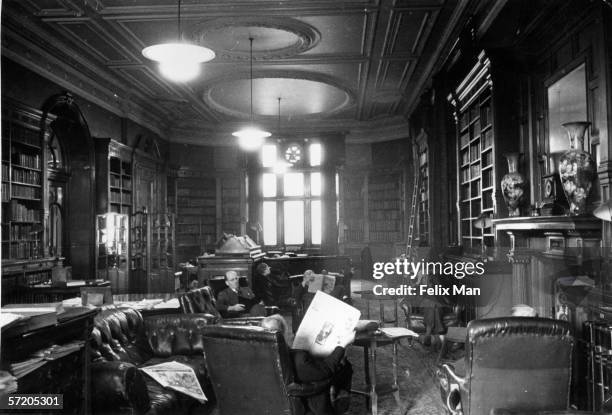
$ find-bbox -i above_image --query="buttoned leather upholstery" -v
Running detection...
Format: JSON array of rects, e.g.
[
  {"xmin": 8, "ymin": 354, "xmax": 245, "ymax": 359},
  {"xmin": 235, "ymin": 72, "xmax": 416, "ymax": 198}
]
[
  {"xmin": 90, "ymin": 306, "xmax": 216, "ymax": 415},
  {"xmin": 437, "ymin": 317, "xmax": 573, "ymax": 415}
]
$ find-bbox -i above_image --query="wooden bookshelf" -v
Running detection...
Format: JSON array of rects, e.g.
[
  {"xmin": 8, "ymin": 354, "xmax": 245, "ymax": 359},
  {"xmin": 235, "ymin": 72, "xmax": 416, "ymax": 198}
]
[
  {"xmin": 368, "ymin": 171, "xmax": 403, "ymax": 243},
  {"xmin": 221, "ymin": 176, "xmax": 241, "ymax": 235},
  {"xmin": 449, "ymin": 50, "xmax": 518, "ymax": 255},
  {"xmin": 175, "ymin": 171, "xmax": 216, "ymax": 259},
  {"xmin": 342, "ymin": 173, "xmax": 366, "ymax": 243},
  {"xmin": 1, "ymin": 101, "xmax": 49, "ymax": 262},
  {"xmin": 109, "ymin": 156, "xmax": 132, "ymax": 215}
]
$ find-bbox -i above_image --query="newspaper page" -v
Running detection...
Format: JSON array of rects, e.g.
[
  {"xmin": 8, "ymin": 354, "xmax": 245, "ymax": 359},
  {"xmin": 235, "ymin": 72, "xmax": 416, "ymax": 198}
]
[
  {"xmin": 306, "ymin": 274, "xmax": 336, "ymax": 293},
  {"xmin": 292, "ymin": 291, "xmax": 360, "ymax": 357},
  {"xmin": 141, "ymin": 361, "xmax": 207, "ymax": 403}
]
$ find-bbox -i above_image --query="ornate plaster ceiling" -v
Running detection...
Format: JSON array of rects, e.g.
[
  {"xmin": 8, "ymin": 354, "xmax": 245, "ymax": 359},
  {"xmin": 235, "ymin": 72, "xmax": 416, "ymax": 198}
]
[{"xmin": 1, "ymin": 0, "xmax": 470, "ymax": 145}]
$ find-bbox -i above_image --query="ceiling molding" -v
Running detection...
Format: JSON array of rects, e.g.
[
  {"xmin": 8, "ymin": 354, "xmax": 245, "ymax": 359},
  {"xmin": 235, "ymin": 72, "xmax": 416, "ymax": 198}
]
[
  {"xmin": 200, "ymin": 69, "xmax": 357, "ymax": 119},
  {"xmin": 188, "ymin": 17, "xmax": 321, "ymax": 61}
]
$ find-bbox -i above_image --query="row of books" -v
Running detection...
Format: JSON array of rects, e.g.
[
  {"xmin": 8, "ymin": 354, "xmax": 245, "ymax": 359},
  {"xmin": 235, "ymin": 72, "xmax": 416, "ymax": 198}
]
[
  {"xmin": 369, "ymin": 231, "xmax": 402, "ymax": 242},
  {"xmin": 7, "ymin": 223, "xmax": 41, "ymax": 240},
  {"xmin": 4, "ymin": 241, "xmax": 41, "ymax": 259},
  {"xmin": 368, "ymin": 200, "xmax": 401, "ymax": 210},
  {"xmin": 10, "ymin": 126, "xmax": 41, "ymax": 148},
  {"xmin": 369, "ymin": 221, "xmax": 401, "ymax": 232},
  {"xmin": 177, "ymin": 188, "xmax": 216, "ymax": 198},
  {"xmin": 178, "ymin": 197, "xmax": 216, "ymax": 207},
  {"xmin": 9, "ymin": 340, "xmax": 84, "ymax": 378},
  {"xmin": 110, "ymin": 175, "xmax": 131, "ymax": 188},
  {"xmin": 11, "ymin": 152, "xmax": 41, "ymax": 169},
  {"xmin": 4, "ymin": 166, "xmax": 41, "ymax": 184},
  {"xmin": 369, "ymin": 209, "xmax": 401, "ymax": 220},
  {"xmin": 11, "ymin": 184, "xmax": 41, "ymax": 199},
  {"xmin": 7, "ymin": 201, "xmax": 41, "ymax": 222}
]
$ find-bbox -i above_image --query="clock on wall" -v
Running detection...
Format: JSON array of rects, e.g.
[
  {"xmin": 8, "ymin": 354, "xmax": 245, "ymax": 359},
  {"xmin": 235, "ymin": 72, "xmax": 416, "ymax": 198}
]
[{"xmin": 284, "ymin": 143, "xmax": 302, "ymax": 164}]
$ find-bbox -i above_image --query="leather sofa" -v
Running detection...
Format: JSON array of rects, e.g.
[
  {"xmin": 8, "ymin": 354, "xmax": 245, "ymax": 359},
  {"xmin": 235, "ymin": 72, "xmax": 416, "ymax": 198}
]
[
  {"xmin": 437, "ymin": 317, "xmax": 573, "ymax": 415},
  {"xmin": 90, "ymin": 306, "xmax": 217, "ymax": 415}
]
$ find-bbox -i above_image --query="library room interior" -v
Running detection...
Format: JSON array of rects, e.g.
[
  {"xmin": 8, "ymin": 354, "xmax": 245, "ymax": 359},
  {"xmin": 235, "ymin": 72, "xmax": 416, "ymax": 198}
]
[{"xmin": 1, "ymin": 0, "xmax": 612, "ymax": 414}]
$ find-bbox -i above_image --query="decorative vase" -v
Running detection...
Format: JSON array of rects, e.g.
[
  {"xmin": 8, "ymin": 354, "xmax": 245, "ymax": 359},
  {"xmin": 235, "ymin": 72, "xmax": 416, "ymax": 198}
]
[
  {"xmin": 501, "ymin": 152, "xmax": 527, "ymax": 217},
  {"xmin": 558, "ymin": 121, "xmax": 595, "ymax": 215}
]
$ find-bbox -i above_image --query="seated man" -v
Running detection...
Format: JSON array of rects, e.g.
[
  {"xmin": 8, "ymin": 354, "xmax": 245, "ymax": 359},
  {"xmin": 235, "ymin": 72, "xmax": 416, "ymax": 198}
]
[
  {"xmin": 216, "ymin": 270, "xmax": 265, "ymax": 318},
  {"xmin": 261, "ymin": 314, "xmax": 354, "ymax": 415}
]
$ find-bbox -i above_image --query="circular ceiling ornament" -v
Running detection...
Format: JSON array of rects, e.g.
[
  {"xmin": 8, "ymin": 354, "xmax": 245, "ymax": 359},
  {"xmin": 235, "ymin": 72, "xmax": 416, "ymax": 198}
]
[
  {"xmin": 202, "ymin": 71, "xmax": 355, "ymax": 119},
  {"xmin": 188, "ymin": 17, "xmax": 320, "ymax": 60}
]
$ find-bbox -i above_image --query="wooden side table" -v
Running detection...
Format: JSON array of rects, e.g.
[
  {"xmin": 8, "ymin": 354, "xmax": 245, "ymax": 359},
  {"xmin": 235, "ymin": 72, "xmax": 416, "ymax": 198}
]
[
  {"xmin": 351, "ymin": 330, "xmax": 412, "ymax": 415},
  {"xmin": 353, "ymin": 290, "xmax": 400, "ymax": 327}
]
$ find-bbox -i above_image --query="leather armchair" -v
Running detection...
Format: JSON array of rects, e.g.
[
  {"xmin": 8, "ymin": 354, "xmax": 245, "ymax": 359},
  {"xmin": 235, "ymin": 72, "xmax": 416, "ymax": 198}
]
[
  {"xmin": 90, "ymin": 306, "xmax": 217, "ymax": 415},
  {"xmin": 437, "ymin": 317, "xmax": 573, "ymax": 415},
  {"xmin": 200, "ymin": 324, "xmax": 332, "ymax": 415}
]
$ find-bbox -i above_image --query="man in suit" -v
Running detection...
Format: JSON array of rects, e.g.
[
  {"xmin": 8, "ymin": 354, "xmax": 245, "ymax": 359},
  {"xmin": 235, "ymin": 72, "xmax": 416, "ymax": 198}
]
[{"xmin": 216, "ymin": 270, "xmax": 265, "ymax": 318}]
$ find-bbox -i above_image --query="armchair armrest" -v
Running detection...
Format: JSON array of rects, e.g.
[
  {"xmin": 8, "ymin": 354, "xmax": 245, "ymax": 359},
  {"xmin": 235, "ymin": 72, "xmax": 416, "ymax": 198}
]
[
  {"xmin": 286, "ymin": 378, "xmax": 331, "ymax": 397},
  {"xmin": 436, "ymin": 363, "xmax": 466, "ymax": 415},
  {"xmin": 220, "ymin": 316, "xmax": 265, "ymax": 326},
  {"xmin": 91, "ymin": 361, "xmax": 150, "ymax": 415}
]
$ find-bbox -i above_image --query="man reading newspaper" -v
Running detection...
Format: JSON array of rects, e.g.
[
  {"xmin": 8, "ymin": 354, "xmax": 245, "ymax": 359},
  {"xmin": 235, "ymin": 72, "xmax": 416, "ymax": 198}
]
[{"xmin": 283, "ymin": 291, "xmax": 360, "ymax": 414}]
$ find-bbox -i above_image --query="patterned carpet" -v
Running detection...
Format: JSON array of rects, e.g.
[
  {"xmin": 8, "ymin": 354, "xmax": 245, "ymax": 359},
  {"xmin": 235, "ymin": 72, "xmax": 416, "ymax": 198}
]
[{"xmin": 345, "ymin": 290, "xmax": 447, "ymax": 415}]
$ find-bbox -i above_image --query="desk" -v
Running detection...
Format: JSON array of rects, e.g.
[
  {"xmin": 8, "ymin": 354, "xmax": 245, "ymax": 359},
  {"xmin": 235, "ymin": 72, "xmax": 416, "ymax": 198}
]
[
  {"xmin": 1, "ymin": 307, "xmax": 96, "ymax": 414},
  {"xmin": 353, "ymin": 290, "xmax": 400, "ymax": 327},
  {"xmin": 351, "ymin": 330, "xmax": 412, "ymax": 415}
]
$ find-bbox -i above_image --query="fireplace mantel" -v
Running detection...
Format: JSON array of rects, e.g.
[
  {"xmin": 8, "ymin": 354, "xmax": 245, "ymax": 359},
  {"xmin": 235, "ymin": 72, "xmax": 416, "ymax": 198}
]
[
  {"xmin": 493, "ymin": 215, "xmax": 601, "ymax": 234},
  {"xmin": 491, "ymin": 215, "xmax": 602, "ymax": 319}
]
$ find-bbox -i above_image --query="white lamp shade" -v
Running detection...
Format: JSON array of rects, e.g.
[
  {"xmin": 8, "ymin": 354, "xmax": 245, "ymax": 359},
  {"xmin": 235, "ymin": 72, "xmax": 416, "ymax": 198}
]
[
  {"xmin": 233, "ymin": 127, "xmax": 271, "ymax": 151},
  {"xmin": 594, "ymin": 200, "xmax": 612, "ymax": 222},
  {"xmin": 142, "ymin": 42, "xmax": 215, "ymax": 63},
  {"xmin": 158, "ymin": 61, "xmax": 200, "ymax": 82},
  {"xmin": 142, "ymin": 42, "xmax": 215, "ymax": 82}
]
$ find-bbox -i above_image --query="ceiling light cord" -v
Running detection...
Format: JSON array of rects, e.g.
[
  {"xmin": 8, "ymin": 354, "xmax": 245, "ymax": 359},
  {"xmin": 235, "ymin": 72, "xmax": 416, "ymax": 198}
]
[
  {"xmin": 249, "ymin": 37, "xmax": 254, "ymax": 122},
  {"xmin": 277, "ymin": 97, "xmax": 281, "ymax": 135},
  {"xmin": 177, "ymin": 0, "xmax": 181, "ymax": 41}
]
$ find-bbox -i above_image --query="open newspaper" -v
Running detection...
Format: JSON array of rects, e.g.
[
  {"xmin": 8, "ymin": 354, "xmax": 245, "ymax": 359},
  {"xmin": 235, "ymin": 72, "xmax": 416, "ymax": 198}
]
[
  {"xmin": 292, "ymin": 291, "xmax": 360, "ymax": 357},
  {"xmin": 141, "ymin": 361, "xmax": 207, "ymax": 403}
]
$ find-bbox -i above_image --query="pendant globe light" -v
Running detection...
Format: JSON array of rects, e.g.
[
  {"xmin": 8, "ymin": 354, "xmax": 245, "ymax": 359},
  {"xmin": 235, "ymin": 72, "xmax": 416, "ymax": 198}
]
[
  {"xmin": 233, "ymin": 37, "xmax": 271, "ymax": 151},
  {"xmin": 142, "ymin": 0, "xmax": 215, "ymax": 82}
]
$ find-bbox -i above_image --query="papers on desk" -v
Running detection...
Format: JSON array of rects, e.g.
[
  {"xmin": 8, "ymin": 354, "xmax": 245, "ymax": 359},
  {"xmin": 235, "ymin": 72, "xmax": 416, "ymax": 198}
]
[
  {"xmin": 141, "ymin": 361, "xmax": 207, "ymax": 403},
  {"xmin": 9, "ymin": 340, "xmax": 84, "ymax": 378},
  {"xmin": 293, "ymin": 291, "xmax": 361, "ymax": 358},
  {"xmin": 379, "ymin": 327, "xmax": 419, "ymax": 339}
]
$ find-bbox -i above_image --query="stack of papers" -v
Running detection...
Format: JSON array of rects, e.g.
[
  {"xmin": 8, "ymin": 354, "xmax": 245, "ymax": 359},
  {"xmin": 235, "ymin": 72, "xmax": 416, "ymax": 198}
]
[
  {"xmin": 379, "ymin": 327, "xmax": 419, "ymax": 338},
  {"xmin": 10, "ymin": 340, "xmax": 84, "ymax": 378},
  {"xmin": 10, "ymin": 357, "xmax": 45, "ymax": 378}
]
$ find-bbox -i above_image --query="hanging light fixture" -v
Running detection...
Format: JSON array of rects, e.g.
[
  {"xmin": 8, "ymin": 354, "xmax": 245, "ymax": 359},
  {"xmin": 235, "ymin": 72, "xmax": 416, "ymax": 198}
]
[
  {"xmin": 233, "ymin": 37, "xmax": 271, "ymax": 151},
  {"xmin": 142, "ymin": 0, "xmax": 215, "ymax": 82}
]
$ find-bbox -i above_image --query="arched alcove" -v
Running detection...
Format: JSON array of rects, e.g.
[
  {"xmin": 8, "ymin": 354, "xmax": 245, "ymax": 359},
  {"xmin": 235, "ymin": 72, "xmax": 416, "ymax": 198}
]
[{"xmin": 41, "ymin": 92, "xmax": 96, "ymax": 279}]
